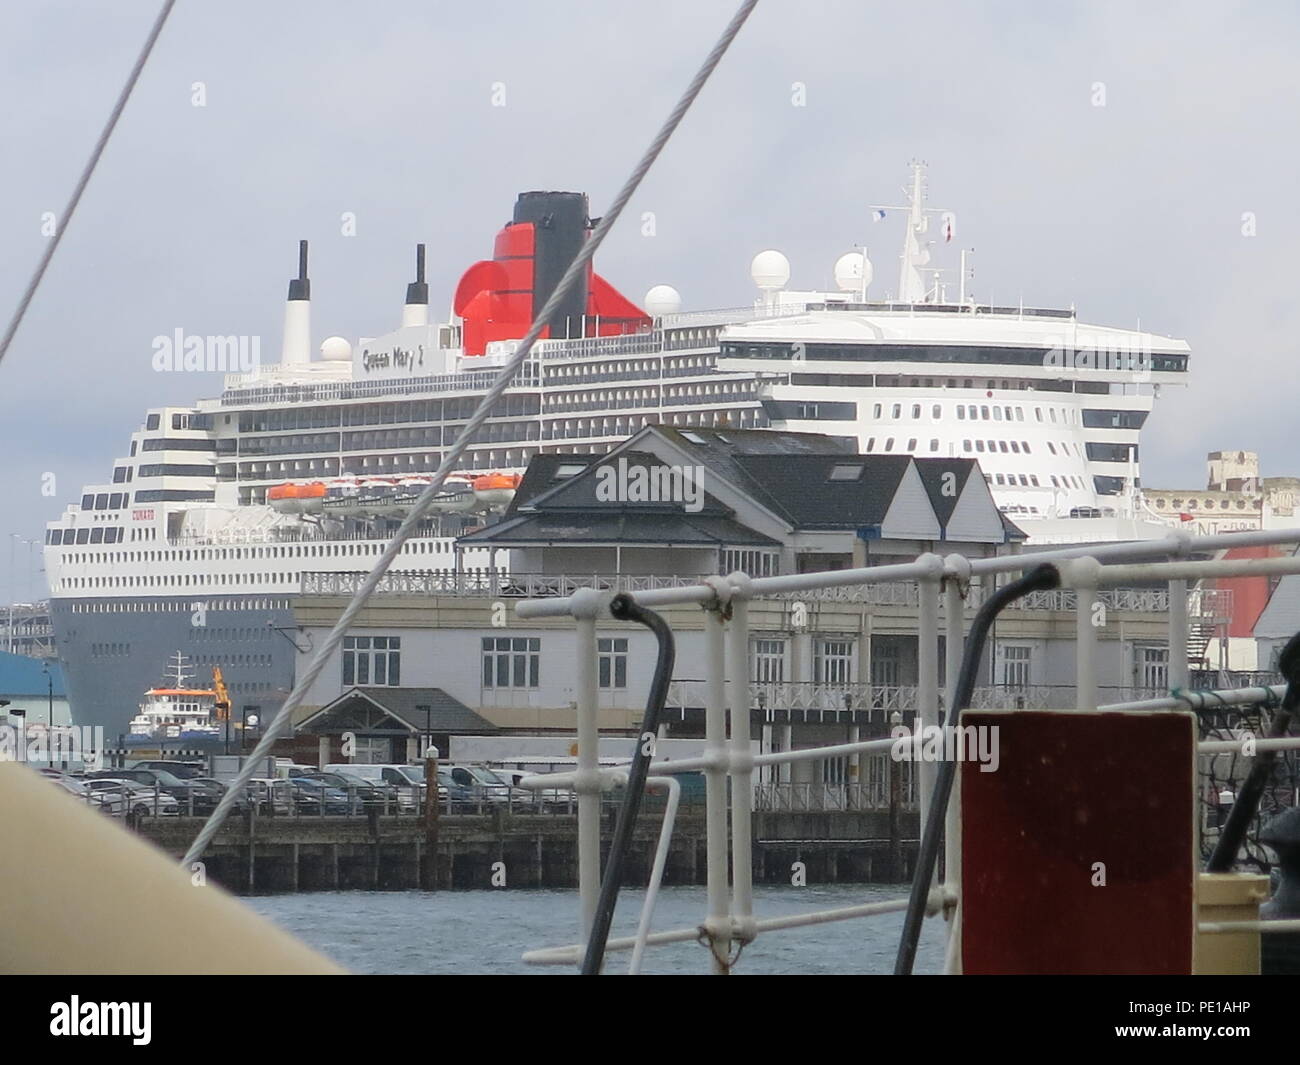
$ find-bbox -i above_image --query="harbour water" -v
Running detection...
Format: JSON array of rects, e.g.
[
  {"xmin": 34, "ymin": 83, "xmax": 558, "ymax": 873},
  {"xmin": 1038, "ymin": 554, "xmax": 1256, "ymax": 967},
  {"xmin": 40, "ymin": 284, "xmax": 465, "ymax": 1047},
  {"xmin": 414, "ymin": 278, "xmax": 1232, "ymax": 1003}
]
[{"xmin": 245, "ymin": 883, "xmax": 948, "ymax": 975}]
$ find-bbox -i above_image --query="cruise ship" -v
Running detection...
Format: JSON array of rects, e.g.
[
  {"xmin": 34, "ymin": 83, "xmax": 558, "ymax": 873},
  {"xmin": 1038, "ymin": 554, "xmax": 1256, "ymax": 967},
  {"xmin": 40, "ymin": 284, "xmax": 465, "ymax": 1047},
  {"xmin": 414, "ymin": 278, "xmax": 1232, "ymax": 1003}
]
[{"xmin": 42, "ymin": 168, "xmax": 1191, "ymax": 736}]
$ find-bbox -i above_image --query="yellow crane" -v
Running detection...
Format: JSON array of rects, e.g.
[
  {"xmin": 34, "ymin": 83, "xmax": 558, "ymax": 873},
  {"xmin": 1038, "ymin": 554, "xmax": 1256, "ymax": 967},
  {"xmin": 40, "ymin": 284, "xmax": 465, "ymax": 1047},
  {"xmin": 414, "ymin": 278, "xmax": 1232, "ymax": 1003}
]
[{"xmin": 212, "ymin": 666, "xmax": 231, "ymax": 722}]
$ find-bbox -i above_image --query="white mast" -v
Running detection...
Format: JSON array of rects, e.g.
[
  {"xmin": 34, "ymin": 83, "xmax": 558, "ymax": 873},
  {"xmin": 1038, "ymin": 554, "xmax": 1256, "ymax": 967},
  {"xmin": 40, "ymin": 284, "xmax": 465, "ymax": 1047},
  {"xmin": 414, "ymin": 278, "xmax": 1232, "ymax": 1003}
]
[{"xmin": 898, "ymin": 162, "xmax": 929, "ymax": 303}]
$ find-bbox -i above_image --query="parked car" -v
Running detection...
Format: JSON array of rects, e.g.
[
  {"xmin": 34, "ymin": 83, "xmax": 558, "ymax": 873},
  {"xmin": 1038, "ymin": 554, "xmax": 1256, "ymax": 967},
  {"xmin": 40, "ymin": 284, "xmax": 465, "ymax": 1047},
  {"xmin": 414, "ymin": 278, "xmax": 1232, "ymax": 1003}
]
[
  {"xmin": 129, "ymin": 759, "xmax": 206, "ymax": 780},
  {"xmin": 324, "ymin": 764, "xmax": 423, "ymax": 809},
  {"xmin": 47, "ymin": 775, "xmax": 128, "ymax": 817},
  {"xmin": 191, "ymin": 776, "xmax": 295, "ymax": 816},
  {"xmin": 448, "ymin": 764, "xmax": 535, "ymax": 807},
  {"xmin": 284, "ymin": 777, "xmax": 351, "ymax": 815},
  {"xmin": 83, "ymin": 778, "xmax": 180, "ymax": 817},
  {"xmin": 292, "ymin": 770, "xmax": 392, "ymax": 810},
  {"xmin": 85, "ymin": 768, "xmax": 222, "ymax": 814}
]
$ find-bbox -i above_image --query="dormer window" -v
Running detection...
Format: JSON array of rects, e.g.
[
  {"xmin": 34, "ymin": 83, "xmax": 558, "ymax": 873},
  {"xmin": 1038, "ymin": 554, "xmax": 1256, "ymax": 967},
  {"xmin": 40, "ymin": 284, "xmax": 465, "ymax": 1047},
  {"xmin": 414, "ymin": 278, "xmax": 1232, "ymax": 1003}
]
[{"xmin": 828, "ymin": 464, "xmax": 864, "ymax": 481}]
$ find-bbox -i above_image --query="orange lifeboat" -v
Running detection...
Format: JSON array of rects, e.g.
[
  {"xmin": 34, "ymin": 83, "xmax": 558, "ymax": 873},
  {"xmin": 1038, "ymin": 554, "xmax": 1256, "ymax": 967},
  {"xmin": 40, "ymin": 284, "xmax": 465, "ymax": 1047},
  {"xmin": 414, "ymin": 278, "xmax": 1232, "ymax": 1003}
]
[
  {"xmin": 267, "ymin": 481, "xmax": 326, "ymax": 515},
  {"xmin": 472, "ymin": 471, "xmax": 522, "ymax": 507}
]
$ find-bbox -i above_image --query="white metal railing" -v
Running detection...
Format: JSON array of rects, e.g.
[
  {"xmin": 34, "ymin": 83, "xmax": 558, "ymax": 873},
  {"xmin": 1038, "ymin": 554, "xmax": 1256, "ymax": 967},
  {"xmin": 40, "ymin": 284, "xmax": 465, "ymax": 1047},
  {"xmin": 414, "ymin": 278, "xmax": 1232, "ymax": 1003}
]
[{"xmin": 513, "ymin": 526, "xmax": 1300, "ymax": 974}]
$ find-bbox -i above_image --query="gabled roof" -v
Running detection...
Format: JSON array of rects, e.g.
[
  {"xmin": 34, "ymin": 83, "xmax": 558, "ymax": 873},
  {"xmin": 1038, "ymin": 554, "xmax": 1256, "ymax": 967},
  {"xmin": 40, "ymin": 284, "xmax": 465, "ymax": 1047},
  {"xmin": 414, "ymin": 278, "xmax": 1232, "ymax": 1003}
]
[
  {"xmin": 912, "ymin": 458, "xmax": 977, "ymax": 527},
  {"xmin": 729, "ymin": 454, "xmax": 912, "ymax": 529},
  {"xmin": 506, "ymin": 454, "xmax": 598, "ymax": 515},
  {"xmin": 461, "ymin": 509, "xmax": 779, "ymax": 547},
  {"xmin": 298, "ymin": 687, "xmax": 498, "ymax": 735},
  {"xmin": 512, "ymin": 450, "xmax": 733, "ymax": 515},
  {"xmin": 645, "ymin": 425, "xmax": 856, "ymax": 520}
]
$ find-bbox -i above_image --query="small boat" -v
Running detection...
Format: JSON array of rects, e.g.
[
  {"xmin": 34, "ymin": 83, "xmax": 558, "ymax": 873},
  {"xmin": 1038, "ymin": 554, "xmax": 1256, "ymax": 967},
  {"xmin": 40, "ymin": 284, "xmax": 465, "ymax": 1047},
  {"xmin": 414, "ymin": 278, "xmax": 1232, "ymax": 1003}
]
[
  {"xmin": 126, "ymin": 653, "xmax": 221, "ymax": 741},
  {"xmin": 267, "ymin": 481, "xmax": 326, "ymax": 515},
  {"xmin": 472, "ymin": 471, "xmax": 522, "ymax": 508}
]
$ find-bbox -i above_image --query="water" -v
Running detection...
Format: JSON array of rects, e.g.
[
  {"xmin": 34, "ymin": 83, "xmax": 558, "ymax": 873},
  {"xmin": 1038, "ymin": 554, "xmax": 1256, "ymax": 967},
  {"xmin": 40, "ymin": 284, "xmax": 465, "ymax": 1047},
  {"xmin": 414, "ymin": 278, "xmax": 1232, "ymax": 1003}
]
[{"xmin": 245, "ymin": 883, "xmax": 948, "ymax": 974}]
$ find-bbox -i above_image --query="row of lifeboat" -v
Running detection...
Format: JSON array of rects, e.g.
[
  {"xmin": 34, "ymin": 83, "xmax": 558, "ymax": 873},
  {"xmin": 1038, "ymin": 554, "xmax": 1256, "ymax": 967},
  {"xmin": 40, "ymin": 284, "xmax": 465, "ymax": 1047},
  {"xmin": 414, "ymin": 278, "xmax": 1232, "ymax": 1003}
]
[{"xmin": 267, "ymin": 472, "xmax": 522, "ymax": 517}]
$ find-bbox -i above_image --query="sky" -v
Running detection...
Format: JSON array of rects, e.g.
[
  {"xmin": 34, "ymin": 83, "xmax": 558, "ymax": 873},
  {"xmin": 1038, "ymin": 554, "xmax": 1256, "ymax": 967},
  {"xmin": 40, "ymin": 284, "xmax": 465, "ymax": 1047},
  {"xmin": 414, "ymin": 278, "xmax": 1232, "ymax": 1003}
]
[{"xmin": 1, "ymin": 0, "xmax": 1297, "ymax": 602}]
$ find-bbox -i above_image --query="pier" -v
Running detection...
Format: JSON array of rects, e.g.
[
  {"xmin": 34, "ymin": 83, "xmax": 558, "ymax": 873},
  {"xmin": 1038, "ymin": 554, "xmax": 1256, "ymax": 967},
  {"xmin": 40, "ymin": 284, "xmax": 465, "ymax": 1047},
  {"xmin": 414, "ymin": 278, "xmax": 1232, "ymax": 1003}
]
[{"xmin": 137, "ymin": 803, "xmax": 920, "ymax": 894}]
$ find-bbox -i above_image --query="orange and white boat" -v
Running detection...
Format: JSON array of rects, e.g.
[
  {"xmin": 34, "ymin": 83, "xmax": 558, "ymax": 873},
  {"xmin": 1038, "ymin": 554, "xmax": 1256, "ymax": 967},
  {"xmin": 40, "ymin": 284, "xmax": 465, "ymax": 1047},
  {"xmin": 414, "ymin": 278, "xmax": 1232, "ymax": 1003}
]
[
  {"xmin": 472, "ymin": 471, "xmax": 522, "ymax": 508},
  {"xmin": 267, "ymin": 481, "xmax": 326, "ymax": 515}
]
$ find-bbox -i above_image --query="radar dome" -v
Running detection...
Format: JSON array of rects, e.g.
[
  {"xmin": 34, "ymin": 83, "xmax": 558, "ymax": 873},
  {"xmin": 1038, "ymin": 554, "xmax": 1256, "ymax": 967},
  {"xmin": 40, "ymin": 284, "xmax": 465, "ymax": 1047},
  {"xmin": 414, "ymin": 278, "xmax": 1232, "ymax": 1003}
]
[
  {"xmin": 644, "ymin": 284, "xmax": 682, "ymax": 317},
  {"xmin": 833, "ymin": 252, "xmax": 873, "ymax": 292},
  {"xmin": 750, "ymin": 250, "xmax": 790, "ymax": 291},
  {"xmin": 320, "ymin": 336, "xmax": 353, "ymax": 362}
]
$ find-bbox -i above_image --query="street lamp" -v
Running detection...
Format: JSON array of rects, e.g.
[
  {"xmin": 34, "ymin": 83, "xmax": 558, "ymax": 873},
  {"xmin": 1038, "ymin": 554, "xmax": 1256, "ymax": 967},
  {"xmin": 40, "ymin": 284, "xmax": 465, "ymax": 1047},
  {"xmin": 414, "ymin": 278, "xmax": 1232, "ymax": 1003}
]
[
  {"xmin": 241, "ymin": 705, "xmax": 260, "ymax": 755},
  {"xmin": 42, "ymin": 662, "xmax": 53, "ymax": 768}
]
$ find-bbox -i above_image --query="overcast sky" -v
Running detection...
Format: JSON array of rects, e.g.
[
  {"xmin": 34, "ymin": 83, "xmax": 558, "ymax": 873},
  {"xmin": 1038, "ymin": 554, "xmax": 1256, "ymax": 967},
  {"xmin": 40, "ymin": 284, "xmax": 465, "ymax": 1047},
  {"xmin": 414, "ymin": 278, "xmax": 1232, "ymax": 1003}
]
[{"xmin": 1, "ymin": 0, "xmax": 1297, "ymax": 601}]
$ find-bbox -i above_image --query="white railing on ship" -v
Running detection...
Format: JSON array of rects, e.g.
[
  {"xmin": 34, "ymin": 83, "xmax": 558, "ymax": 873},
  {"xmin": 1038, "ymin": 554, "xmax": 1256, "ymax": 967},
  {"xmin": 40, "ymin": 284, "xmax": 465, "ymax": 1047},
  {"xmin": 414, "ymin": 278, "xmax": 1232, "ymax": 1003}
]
[
  {"xmin": 511, "ymin": 526, "xmax": 1300, "ymax": 973},
  {"xmin": 296, "ymin": 570, "xmax": 1235, "ymax": 615},
  {"xmin": 665, "ymin": 680, "xmax": 1184, "ymax": 716}
]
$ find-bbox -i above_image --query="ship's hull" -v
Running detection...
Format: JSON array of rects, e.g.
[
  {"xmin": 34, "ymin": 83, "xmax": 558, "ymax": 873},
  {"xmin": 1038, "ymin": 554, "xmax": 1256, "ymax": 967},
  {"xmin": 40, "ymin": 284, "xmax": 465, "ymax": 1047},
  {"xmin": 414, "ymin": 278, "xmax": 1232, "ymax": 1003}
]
[{"xmin": 48, "ymin": 594, "xmax": 296, "ymax": 740}]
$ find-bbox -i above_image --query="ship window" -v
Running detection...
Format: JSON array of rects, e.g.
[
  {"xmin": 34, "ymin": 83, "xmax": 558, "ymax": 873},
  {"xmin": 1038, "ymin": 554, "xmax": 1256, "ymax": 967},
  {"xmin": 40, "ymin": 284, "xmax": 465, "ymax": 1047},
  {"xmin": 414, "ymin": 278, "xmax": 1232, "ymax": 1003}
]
[
  {"xmin": 911, "ymin": 404, "xmax": 921, "ymax": 419},
  {"xmin": 995, "ymin": 474, "xmax": 1004, "ymax": 485},
  {"xmin": 1047, "ymin": 442, "xmax": 1056, "ymax": 455},
  {"xmin": 1035, "ymin": 408, "xmax": 1043, "ymax": 421},
  {"xmin": 872, "ymin": 404, "xmax": 882, "ymax": 418},
  {"xmin": 932, "ymin": 405, "xmax": 941, "ymax": 419},
  {"xmin": 1030, "ymin": 475, "xmax": 1040, "ymax": 486},
  {"xmin": 1023, "ymin": 442, "xmax": 1031, "ymax": 454},
  {"xmin": 1010, "ymin": 441, "xmax": 1021, "ymax": 454},
  {"xmin": 884, "ymin": 438, "xmax": 895, "ymax": 452},
  {"xmin": 1015, "ymin": 408, "xmax": 1024, "ymax": 421},
  {"xmin": 146, "ymin": 414, "xmax": 160, "ymax": 430},
  {"xmin": 963, "ymin": 440, "xmax": 972, "ymax": 452},
  {"xmin": 891, "ymin": 404, "xmax": 901, "ymax": 419},
  {"xmin": 906, "ymin": 438, "xmax": 917, "ymax": 451},
  {"xmin": 865, "ymin": 437, "xmax": 875, "ymax": 451},
  {"xmin": 975, "ymin": 441, "xmax": 985, "ymax": 452},
  {"xmin": 980, "ymin": 406, "xmax": 990, "ymax": 420},
  {"xmin": 998, "ymin": 441, "xmax": 1009, "ymax": 453},
  {"xmin": 957, "ymin": 407, "xmax": 965, "ymax": 420},
  {"xmin": 81, "ymin": 494, "xmax": 93, "ymax": 511},
  {"xmin": 95, "ymin": 493, "xmax": 108, "ymax": 510},
  {"xmin": 929, "ymin": 439, "xmax": 939, "ymax": 451}
]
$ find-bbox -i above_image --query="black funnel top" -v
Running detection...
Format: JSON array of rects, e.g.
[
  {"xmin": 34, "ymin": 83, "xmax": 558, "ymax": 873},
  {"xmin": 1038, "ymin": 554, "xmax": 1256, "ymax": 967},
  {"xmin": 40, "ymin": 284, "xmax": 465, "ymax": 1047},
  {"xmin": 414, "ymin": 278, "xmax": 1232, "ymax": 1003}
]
[
  {"xmin": 287, "ymin": 239, "xmax": 310, "ymax": 301},
  {"xmin": 514, "ymin": 191, "xmax": 590, "ymax": 337},
  {"xmin": 406, "ymin": 243, "xmax": 428, "ymax": 306}
]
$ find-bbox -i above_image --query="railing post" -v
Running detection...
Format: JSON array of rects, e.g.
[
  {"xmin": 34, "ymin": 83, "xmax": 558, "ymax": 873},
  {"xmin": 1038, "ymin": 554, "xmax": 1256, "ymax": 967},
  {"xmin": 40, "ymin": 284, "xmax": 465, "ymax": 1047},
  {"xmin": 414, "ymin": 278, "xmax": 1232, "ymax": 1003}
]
[
  {"xmin": 702, "ymin": 597, "xmax": 731, "ymax": 973},
  {"xmin": 1169, "ymin": 578, "xmax": 1190, "ymax": 692},
  {"xmin": 567, "ymin": 588, "xmax": 603, "ymax": 948},
  {"xmin": 916, "ymin": 555, "xmax": 943, "ymax": 846},
  {"xmin": 725, "ymin": 574, "xmax": 756, "ymax": 948},
  {"xmin": 1067, "ymin": 557, "xmax": 1102, "ymax": 711},
  {"xmin": 942, "ymin": 554, "xmax": 970, "ymax": 975}
]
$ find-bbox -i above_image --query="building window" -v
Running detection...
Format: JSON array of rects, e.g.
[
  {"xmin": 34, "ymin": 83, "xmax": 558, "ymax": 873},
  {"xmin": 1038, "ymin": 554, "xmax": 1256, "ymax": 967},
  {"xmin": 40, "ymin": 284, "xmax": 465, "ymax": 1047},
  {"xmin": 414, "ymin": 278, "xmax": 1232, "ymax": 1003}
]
[
  {"xmin": 482, "ymin": 637, "xmax": 540, "ymax": 689},
  {"xmin": 997, "ymin": 644, "xmax": 1032, "ymax": 689},
  {"xmin": 342, "ymin": 635, "xmax": 401, "ymax": 686},
  {"xmin": 752, "ymin": 638, "xmax": 787, "ymax": 685},
  {"xmin": 352, "ymin": 736, "xmax": 393, "ymax": 764},
  {"xmin": 1140, "ymin": 646, "xmax": 1168, "ymax": 691},
  {"xmin": 598, "ymin": 638, "xmax": 628, "ymax": 689},
  {"xmin": 814, "ymin": 639, "xmax": 854, "ymax": 686}
]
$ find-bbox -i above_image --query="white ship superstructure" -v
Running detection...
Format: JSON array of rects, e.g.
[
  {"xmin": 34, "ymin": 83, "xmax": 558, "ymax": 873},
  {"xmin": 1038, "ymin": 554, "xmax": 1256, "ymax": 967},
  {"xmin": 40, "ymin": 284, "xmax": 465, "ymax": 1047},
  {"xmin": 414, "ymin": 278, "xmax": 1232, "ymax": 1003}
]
[
  {"xmin": 42, "ymin": 174, "xmax": 1190, "ymax": 734},
  {"xmin": 720, "ymin": 165, "xmax": 1189, "ymax": 536}
]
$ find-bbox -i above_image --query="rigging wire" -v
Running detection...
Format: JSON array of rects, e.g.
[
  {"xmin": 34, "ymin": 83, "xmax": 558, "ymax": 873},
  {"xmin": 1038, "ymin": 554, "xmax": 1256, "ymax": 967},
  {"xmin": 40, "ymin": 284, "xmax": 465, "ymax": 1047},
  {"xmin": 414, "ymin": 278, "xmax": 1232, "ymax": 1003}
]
[
  {"xmin": 181, "ymin": 0, "xmax": 761, "ymax": 868},
  {"xmin": 0, "ymin": 0, "xmax": 178, "ymax": 368}
]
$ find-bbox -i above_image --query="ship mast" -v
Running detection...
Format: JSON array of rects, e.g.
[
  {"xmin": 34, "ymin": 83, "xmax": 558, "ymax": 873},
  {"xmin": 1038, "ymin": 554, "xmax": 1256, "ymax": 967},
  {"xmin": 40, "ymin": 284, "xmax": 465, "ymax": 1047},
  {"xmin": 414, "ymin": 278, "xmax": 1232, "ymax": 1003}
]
[
  {"xmin": 898, "ymin": 162, "xmax": 929, "ymax": 303},
  {"xmin": 164, "ymin": 651, "xmax": 193, "ymax": 689}
]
